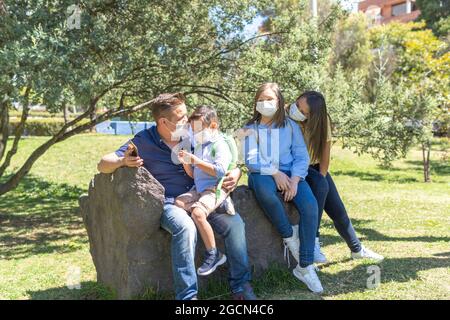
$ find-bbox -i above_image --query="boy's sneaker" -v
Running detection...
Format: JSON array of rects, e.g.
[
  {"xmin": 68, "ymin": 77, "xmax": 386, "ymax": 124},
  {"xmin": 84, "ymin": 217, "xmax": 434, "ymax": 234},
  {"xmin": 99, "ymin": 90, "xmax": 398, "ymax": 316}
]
[
  {"xmin": 314, "ymin": 237, "xmax": 328, "ymax": 264},
  {"xmin": 197, "ymin": 248, "xmax": 227, "ymax": 276},
  {"xmin": 223, "ymin": 197, "xmax": 236, "ymax": 215},
  {"xmin": 351, "ymin": 245, "xmax": 384, "ymax": 261},
  {"xmin": 293, "ymin": 264, "xmax": 324, "ymax": 294}
]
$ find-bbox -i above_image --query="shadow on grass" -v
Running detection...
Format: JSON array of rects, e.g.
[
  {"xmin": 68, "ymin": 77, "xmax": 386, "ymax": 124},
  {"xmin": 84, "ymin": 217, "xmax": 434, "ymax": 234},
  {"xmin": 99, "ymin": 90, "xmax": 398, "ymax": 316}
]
[
  {"xmin": 0, "ymin": 174, "xmax": 87, "ymax": 260},
  {"xmin": 26, "ymin": 281, "xmax": 114, "ymax": 300},
  {"xmin": 405, "ymin": 160, "xmax": 450, "ymax": 176},
  {"xmin": 319, "ymin": 219, "xmax": 450, "ymax": 247},
  {"xmin": 332, "ymin": 170, "xmax": 419, "ymax": 183},
  {"xmin": 320, "ymin": 253, "xmax": 450, "ymax": 297}
]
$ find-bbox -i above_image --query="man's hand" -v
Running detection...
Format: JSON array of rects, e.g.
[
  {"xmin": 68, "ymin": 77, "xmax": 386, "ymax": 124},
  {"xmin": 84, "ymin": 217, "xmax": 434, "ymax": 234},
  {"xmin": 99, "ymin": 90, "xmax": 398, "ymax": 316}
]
[
  {"xmin": 121, "ymin": 155, "xmax": 144, "ymax": 168},
  {"xmin": 123, "ymin": 145, "xmax": 144, "ymax": 167},
  {"xmin": 222, "ymin": 167, "xmax": 242, "ymax": 192},
  {"xmin": 234, "ymin": 128, "xmax": 254, "ymax": 140},
  {"xmin": 97, "ymin": 149, "xmax": 143, "ymax": 174}
]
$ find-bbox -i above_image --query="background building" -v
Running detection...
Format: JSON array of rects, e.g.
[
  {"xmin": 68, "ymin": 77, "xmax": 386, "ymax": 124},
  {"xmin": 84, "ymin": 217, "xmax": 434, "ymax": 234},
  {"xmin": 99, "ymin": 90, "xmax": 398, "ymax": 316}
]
[{"xmin": 358, "ymin": 0, "xmax": 421, "ymax": 24}]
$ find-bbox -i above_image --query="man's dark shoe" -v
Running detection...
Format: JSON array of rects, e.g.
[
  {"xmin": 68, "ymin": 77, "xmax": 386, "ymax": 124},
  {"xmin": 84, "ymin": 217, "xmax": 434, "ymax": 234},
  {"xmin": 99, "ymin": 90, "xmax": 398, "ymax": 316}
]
[
  {"xmin": 232, "ymin": 282, "xmax": 257, "ymax": 300},
  {"xmin": 197, "ymin": 248, "xmax": 227, "ymax": 276}
]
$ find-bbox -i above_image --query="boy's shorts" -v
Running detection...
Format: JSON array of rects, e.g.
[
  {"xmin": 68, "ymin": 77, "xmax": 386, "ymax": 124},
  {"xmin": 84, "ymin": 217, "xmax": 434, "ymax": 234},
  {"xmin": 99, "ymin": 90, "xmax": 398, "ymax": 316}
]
[{"xmin": 175, "ymin": 186, "xmax": 234, "ymax": 216}]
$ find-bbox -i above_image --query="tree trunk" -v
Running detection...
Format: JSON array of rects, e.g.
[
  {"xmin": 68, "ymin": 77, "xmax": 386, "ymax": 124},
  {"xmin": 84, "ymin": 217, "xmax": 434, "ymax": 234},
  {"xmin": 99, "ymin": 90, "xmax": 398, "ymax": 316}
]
[
  {"xmin": 0, "ymin": 98, "xmax": 154, "ymax": 196},
  {"xmin": 63, "ymin": 102, "xmax": 68, "ymax": 124},
  {"xmin": 0, "ymin": 98, "xmax": 9, "ymax": 163},
  {"xmin": 89, "ymin": 108, "xmax": 96, "ymax": 133},
  {"xmin": 422, "ymin": 142, "xmax": 431, "ymax": 183},
  {"xmin": 0, "ymin": 87, "xmax": 31, "ymax": 178}
]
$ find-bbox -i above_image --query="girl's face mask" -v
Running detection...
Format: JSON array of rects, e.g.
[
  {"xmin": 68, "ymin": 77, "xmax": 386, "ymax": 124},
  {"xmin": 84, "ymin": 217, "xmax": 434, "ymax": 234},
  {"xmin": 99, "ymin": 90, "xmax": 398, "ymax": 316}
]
[
  {"xmin": 289, "ymin": 103, "xmax": 307, "ymax": 122},
  {"xmin": 256, "ymin": 100, "xmax": 278, "ymax": 118}
]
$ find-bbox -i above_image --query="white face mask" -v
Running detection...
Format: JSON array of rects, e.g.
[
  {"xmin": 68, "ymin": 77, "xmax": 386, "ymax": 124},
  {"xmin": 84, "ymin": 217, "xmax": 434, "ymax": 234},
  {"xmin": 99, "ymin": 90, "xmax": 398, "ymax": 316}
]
[
  {"xmin": 194, "ymin": 128, "xmax": 215, "ymax": 145},
  {"xmin": 289, "ymin": 103, "xmax": 307, "ymax": 122},
  {"xmin": 169, "ymin": 122, "xmax": 190, "ymax": 141},
  {"xmin": 256, "ymin": 100, "xmax": 278, "ymax": 118}
]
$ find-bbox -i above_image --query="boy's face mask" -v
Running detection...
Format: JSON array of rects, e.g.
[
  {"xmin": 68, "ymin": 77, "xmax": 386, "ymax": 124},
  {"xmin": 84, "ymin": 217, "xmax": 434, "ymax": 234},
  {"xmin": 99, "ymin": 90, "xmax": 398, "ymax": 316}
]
[{"xmin": 194, "ymin": 128, "xmax": 215, "ymax": 145}]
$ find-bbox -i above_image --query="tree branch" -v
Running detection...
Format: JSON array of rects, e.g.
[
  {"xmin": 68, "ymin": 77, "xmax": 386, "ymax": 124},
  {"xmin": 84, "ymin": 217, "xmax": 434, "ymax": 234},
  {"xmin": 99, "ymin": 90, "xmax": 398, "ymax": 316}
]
[{"xmin": 0, "ymin": 86, "xmax": 31, "ymax": 177}]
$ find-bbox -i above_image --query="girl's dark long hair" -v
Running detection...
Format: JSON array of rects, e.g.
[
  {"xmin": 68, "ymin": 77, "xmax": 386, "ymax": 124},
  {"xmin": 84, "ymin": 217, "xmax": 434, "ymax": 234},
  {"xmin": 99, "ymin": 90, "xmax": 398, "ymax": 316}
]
[
  {"xmin": 247, "ymin": 83, "xmax": 286, "ymax": 128},
  {"xmin": 296, "ymin": 91, "xmax": 330, "ymax": 164}
]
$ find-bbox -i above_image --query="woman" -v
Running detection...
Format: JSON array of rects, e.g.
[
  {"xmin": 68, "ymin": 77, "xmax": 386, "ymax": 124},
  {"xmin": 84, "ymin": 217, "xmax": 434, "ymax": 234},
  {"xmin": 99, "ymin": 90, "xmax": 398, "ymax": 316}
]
[
  {"xmin": 287, "ymin": 91, "xmax": 384, "ymax": 263},
  {"xmin": 242, "ymin": 83, "xmax": 323, "ymax": 294}
]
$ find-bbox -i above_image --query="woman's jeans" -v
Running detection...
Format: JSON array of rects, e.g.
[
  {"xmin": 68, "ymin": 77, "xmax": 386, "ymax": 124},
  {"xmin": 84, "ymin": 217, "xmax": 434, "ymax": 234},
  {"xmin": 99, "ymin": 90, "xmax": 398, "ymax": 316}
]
[
  {"xmin": 248, "ymin": 171, "xmax": 318, "ymax": 267},
  {"xmin": 305, "ymin": 164, "xmax": 362, "ymax": 253}
]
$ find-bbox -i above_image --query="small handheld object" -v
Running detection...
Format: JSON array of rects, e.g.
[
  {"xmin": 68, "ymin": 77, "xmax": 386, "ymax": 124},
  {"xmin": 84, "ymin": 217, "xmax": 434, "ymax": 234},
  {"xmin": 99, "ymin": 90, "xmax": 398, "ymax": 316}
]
[{"xmin": 128, "ymin": 141, "xmax": 139, "ymax": 157}]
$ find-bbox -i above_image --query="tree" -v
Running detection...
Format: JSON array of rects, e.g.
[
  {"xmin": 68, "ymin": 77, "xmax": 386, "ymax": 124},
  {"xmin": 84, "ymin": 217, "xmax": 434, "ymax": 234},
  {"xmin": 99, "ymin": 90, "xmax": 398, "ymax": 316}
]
[
  {"xmin": 228, "ymin": 0, "xmax": 344, "ymax": 114},
  {"xmin": 416, "ymin": 0, "xmax": 450, "ymax": 37},
  {"xmin": 330, "ymin": 21, "xmax": 449, "ymax": 181},
  {"xmin": 330, "ymin": 12, "xmax": 372, "ymax": 78},
  {"xmin": 0, "ymin": 0, "xmax": 266, "ymax": 196}
]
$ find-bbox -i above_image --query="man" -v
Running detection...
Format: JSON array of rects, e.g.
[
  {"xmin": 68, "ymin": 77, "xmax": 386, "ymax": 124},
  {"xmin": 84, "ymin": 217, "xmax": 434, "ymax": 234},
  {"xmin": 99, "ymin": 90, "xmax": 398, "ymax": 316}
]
[{"xmin": 97, "ymin": 92, "xmax": 256, "ymax": 300}]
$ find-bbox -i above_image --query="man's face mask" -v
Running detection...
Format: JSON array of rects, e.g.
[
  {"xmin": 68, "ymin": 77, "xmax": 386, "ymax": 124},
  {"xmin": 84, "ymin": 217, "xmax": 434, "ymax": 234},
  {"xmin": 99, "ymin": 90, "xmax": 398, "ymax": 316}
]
[{"xmin": 165, "ymin": 119, "xmax": 190, "ymax": 141}]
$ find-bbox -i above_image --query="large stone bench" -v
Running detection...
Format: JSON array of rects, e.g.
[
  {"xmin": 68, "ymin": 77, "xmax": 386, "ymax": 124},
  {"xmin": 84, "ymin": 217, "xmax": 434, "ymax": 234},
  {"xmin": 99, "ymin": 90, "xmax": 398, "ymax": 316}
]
[{"xmin": 79, "ymin": 167, "xmax": 298, "ymax": 299}]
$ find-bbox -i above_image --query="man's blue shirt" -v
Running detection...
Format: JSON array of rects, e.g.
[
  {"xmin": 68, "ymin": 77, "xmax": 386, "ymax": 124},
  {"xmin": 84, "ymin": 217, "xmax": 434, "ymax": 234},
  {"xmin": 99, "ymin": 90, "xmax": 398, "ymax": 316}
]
[{"xmin": 115, "ymin": 124, "xmax": 194, "ymax": 200}]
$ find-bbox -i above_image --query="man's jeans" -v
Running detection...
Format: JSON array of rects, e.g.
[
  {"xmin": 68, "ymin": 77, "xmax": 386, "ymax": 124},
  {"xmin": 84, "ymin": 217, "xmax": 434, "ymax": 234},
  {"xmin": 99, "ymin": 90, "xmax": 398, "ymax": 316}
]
[
  {"xmin": 305, "ymin": 164, "xmax": 361, "ymax": 253},
  {"xmin": 248, "ymin": 171, "xmax": 318, "ymax": 267},
  {"xmin": 160, "ymin": 203, "xmax": 251, "ymax": 300}
]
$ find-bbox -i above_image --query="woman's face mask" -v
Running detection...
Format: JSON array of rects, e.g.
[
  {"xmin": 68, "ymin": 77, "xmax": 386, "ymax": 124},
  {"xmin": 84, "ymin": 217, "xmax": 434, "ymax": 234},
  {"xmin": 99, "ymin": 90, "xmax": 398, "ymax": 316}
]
[
  {"xmin": 256, "ymin": 100, "xmax": 278, "ymax": 118},
  {"xmin": 289, "ymin": 103, "xmax": 307, "ymax": 122}
]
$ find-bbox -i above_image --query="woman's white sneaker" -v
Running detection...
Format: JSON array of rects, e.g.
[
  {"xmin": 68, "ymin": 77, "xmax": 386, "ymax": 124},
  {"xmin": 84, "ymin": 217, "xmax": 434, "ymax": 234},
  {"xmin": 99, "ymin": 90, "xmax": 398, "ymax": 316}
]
[
  {"xmin": 283, "ymin": 225, "xmax": 300, "ymax": 267},
  {"xmin": 314, "ymin": 237, "xmax": 328, "ymax": 264},
  {"xmin": 283, "ymin": 236, "xmax": 300, "ymax": 267},
  {"xmin": 293, "ymin": 264, "xmax": 324, "ymax": 294},
  {"xmin": 351, "ymin": 245, "xmax": 384, "ymax": 261}
]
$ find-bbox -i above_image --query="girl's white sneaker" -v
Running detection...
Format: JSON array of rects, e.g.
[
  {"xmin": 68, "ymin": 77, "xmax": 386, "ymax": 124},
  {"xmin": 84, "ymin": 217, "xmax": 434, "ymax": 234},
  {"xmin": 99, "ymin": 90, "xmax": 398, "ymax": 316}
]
[
  {"xmin": 314, "ymin": 237, "xmax": 328, "ymax": 264},
  {"xmin": 351, "ymin": 245, "xmax": 384, "ymax": 261},
  {"xmin": 293, "ymin": 264, "xmax": 324, "ymax": 294}
]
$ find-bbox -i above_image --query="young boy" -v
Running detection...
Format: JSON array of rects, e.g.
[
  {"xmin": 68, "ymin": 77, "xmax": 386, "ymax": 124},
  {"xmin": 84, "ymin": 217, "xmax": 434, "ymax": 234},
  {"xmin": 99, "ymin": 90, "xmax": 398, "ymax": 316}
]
[{"xmin": 175, "ymin": 105, "xmax": 236, "ymax": 276}]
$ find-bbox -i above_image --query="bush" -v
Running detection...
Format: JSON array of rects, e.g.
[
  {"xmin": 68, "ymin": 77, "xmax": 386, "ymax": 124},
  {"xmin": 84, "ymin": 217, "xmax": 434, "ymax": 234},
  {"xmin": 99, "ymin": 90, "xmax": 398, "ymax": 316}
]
[
  {"xmin": 8, "ymin": 118, "xmax": 90, "ymax": 136},
  {"xmin": 9, "ymin": 110, "xmax": 82, "ymax": 119}
]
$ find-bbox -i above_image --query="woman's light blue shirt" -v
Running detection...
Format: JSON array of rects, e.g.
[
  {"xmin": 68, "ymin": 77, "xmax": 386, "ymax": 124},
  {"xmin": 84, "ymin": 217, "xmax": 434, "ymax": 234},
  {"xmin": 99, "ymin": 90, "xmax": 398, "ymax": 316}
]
[{"xmin": 243, "ymin": 118, "xmax": 309, "ymax": 179}]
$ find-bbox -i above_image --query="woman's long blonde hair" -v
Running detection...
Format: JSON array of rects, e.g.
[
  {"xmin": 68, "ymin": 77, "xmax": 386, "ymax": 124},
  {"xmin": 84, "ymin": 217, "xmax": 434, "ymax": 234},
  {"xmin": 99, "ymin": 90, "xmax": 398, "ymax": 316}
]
[{"xmin": 296, "ymin": 91, "xmax": 330, "ymax": 164}]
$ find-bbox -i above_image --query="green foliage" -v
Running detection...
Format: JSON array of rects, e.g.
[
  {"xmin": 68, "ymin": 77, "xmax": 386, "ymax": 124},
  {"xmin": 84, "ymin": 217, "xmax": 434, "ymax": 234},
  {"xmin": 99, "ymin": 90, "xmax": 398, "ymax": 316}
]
[
  {"xmin": 416, "ymin": 0, "xmax": 450, "ymax": 37},
  {"xmin": 8, "ymin": 118, "xmax": 90, "ymax": 136},
  {"xmin": 223, "ymin": 0, "xmax": 344, "ymax": 129},
  {"xmin": 330, "ymin": 12, "xmax": 372, "ymax": 77}
]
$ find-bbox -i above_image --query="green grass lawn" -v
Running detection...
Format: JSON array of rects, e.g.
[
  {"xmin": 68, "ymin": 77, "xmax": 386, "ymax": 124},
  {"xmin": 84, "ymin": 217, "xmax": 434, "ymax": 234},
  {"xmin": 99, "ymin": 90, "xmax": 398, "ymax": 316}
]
[{"xmin": 0, "ymin": 134, "xmax": 449, "ymax": 300}]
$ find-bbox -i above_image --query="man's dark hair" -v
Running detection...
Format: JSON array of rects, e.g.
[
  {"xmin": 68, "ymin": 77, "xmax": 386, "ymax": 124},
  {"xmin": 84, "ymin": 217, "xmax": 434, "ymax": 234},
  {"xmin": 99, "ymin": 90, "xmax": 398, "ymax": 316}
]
[
  {"xmin": 151, "ymin": 92, "xmax": 185, "ymax": 121},
  {"xmin": 188, "ymin": 105, "xmax": 219, "ymax": 126}
]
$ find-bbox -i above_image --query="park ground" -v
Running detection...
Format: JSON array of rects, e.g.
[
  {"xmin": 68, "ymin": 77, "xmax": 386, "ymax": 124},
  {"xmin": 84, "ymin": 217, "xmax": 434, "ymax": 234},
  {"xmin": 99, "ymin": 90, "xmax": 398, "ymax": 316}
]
[{"xmin": 0, "ymin": 134, "xmax": 449, "ymax": 300}]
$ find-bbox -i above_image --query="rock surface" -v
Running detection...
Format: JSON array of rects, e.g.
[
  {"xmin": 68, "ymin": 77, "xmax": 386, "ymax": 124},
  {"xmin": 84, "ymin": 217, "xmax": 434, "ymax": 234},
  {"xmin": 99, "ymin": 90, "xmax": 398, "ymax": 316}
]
[{"xmin": 80, "ymin": 167, "xmax": 299, "ymax": 299}]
